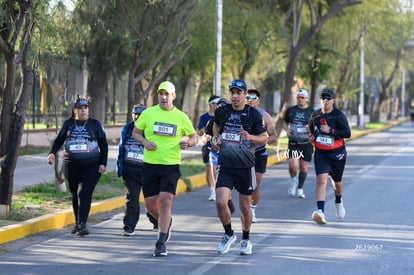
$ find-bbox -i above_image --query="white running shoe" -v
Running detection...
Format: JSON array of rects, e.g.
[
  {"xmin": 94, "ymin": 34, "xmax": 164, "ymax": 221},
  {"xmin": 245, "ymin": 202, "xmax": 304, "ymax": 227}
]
[
  {"xmin": 208, "ymin": 194, "xmax": 216, "ymax": 201},
  {"xmin": 296, "ymin": 189, "xmax": 305, "ymax": 198},
  {"xmin": 217, "ymin": 234, "xmax": 237, "ymax": 254},
  {"xmin": 288, "ymin": 178, "xmax": 298, "ymax": 197},
  {"xmin": 335, "ymin": 201, "xmax": 346, "ymax": 219},
  {"xmin": 312, "ymin": 209, "xmax": 327, "ymax": 225},
  {"xmin": 239, "ymin": 239, "xmax": 253, "ymax": 255}
]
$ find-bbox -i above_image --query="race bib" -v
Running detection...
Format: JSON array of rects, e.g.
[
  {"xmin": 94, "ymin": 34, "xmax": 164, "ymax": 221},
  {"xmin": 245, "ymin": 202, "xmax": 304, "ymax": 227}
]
[
  {"xmin": 296, "ymin": 127, "xmax": 307, "ymax": 133},
  {"xmin": 69, "ymin": 143, "xmax": 89, "ymax": 153},
  {"xmin": 221, "ymin": 132, "xmax": 241, "ymax": 143},
  {"xmin": 153, "ymin": 122, "xmax": 177, "ymax": 137},
  {"xmin": 126, "ymin": 152, "xmax": 144, "ymax": 162},
  {"xmin": 316, "ymin": 134, "xmax": 334, "ymax": 146}
]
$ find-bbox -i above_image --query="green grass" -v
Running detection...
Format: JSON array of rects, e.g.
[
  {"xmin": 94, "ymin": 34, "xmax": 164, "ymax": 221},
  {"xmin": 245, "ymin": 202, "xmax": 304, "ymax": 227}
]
[{"xmin": 24, "ymin": 123, "xmax": 51, "ymax": 130}]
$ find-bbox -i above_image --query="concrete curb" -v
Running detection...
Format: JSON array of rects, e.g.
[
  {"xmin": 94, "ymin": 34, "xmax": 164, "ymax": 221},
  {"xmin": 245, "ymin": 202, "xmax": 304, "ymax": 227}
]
[{"xmin": 0, "ymin": 118, "xmax": 408, "ymax": 245}]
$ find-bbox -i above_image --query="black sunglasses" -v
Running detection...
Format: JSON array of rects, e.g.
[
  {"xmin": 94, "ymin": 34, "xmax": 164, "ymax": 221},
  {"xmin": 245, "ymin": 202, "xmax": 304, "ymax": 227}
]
[{"xmin": 320, "ymin": 95, "xmax": 333, "ymax": 100}]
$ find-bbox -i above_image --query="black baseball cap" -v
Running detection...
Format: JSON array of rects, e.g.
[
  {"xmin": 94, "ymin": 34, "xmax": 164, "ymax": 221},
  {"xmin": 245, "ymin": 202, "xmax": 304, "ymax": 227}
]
[{"xmin": 320, "ymin": 88, "xmax": 335, "ymax": 99}]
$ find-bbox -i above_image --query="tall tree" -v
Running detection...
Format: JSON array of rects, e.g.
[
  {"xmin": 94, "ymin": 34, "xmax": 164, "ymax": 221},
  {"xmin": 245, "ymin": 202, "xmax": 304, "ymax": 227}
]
[
  {"xmin": 73, "ymin": 0, "xmax": 131, "ymax": 123},
  {"xmin": 363, "ymin": 0, "xmax": 414, "ymax": 122},
  {"xmin": 119, "ymin": 0, "xmax": 198, "ymax": 119},
  {"xmin": 273, "ymin": 0, "xmax": 362, "ymax": 134},
  {"xmin": 0, "ymin": 0, "xmax": 38, "ymax": 217}
]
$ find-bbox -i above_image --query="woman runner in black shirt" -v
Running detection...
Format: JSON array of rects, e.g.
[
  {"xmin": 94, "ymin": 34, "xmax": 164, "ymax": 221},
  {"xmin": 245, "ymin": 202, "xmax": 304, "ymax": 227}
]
[{"xmin": 47, "ymin": 95, "xmax": 108, "ymax": 236}]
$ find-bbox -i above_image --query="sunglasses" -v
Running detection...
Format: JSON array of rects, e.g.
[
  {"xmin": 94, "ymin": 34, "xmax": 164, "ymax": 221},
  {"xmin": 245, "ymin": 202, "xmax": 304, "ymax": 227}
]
[
  {"xmin": 229, "ymin": 80, "xmax": 246, "ymax": 90},
  {"xmin": 320, "ymin": 95, "xmax": 333, "ymax": 100},
  {"xmin": 297, "ymin": 96, "xmax": 306, "ymax": 99},
  {"xmin": 132, "ymin": 106, "xmax": 146, "ymax": 114},
  {"xmin": 246, "ymin": 95, "xmax": 258, "ymax": 101}
]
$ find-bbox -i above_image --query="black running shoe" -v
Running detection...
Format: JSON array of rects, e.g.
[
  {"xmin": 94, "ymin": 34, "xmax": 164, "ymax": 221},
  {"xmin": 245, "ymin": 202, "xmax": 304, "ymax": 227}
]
[
  {"xmin": 71, "ymin": 225, "xmax": 79, "ymax": 234},
  {"xmin": 153, "ymin": 241, "xmax": 168, "ymax": 257},
  {"xmin": 228, "ymin": 199, "xmax": 235, "ymax": 215},
  {"xmin": 122, "ymin": 228, "xmax": 135, "ymax": 236},
  {"xmin": 77, "ymin": 223, "xmax": 89, "ymax": 236}
]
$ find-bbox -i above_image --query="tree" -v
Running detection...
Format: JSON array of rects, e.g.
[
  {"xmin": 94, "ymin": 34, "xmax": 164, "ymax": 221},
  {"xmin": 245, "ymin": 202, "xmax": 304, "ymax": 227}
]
[
  {"xmin": 72, "ymin": 0, "xmax": 132, "ymax": 123},
  {"xmin": 0, "ymin": 0, "xmax": 38, "ymax": 217},
  {"xmin": 362, "ymin": 0, "xmax": 414, "ymax": 122},
  {"xmin": 273, "ymin": 0, "xmax": 362, "ymax": 135},
  {"xmin": 119, "ymin": 0, "xmax": 198, "ymax": 118}
]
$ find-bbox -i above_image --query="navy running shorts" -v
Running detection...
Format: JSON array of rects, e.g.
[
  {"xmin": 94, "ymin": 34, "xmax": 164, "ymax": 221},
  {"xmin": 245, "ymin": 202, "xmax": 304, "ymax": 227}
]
[
  {"xmin": 254, "ymin": 153, "xmax": 268, "ymax": 174},
  {"xmin": 313, "ymin": 148, "xmax": 347, "ymax": 182}
]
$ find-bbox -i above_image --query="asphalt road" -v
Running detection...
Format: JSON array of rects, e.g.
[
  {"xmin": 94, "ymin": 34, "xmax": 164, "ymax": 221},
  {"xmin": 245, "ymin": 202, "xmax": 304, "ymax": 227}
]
[{"xmin": 2, "ymin": 122, "xmax": 414, "ymax": 275}]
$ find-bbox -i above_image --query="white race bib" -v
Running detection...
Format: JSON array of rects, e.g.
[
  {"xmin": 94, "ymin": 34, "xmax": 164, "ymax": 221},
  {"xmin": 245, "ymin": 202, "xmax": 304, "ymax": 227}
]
[
  {"xmin": 316, "ymin": 134, "xmax": 334, "ymax": 146},
  {"xmin": 221, "ymin": 132, "xmax": 241, "ymax": 143},
  {"xmin": 153, "ymin": 122, "xmax": 177, "ymax": 137},
  {"xmin": 126, "ymin": 152, "xmax": 144, "ymax": 161},
  {"xmin": 296, "ymin": 127, "xmax": 307, "ymax": 133},
  {"xmin": 69, "ymin": 144, "xmax": 88, "ymax": 152}
]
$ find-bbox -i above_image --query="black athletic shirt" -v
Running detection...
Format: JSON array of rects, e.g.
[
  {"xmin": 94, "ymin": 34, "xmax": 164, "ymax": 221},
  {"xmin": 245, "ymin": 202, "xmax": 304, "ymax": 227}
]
[
  {"xmin": 49, "ymin": 118, "xmax": 108, "ymax": 165},
  {"xmin": 284, "ymin": 105, "xmax": 314, "ymax": 145},
  {"xmin": 308, "ymin": 108, "xmax": 351, "ymax": 151},
  {"xmin": 214, "ymin": 104, "xmax": 266, "ymax": 168}
]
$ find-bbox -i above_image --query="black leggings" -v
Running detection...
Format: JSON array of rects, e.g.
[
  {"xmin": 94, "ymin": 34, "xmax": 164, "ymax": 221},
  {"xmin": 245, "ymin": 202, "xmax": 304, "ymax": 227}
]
[
  {"xmin": 122, "ymin": 164, "xmax": 144, "ymax": 231},
  {"xmin": 63, "ymin": 159, "xmax": 101, "ymax": 225}
]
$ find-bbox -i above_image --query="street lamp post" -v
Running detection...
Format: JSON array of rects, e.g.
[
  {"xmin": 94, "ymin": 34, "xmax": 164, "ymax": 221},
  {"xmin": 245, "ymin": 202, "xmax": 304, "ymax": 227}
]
[
  {"xmin": 214, "ymin": 0, "xmax": 222, "ymax": 96},
  {"xmin": 401, "ymin": 70, "xmax": 406, "ymax": 118},
  {"xmin": 358, "ymin": 30, "xmax": 365, "ymax": 129}
]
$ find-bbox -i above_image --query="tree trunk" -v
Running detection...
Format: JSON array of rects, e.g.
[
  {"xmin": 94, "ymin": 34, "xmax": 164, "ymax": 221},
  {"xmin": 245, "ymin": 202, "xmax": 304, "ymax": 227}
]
[
  {"xmin": 273, "ymin": 47, "xmax": 300, "ymax": 137},
  {"xmin": 192, "ymin": 70, "xmax": 205, "ymax": 127},
  {"xmin": 0, "ymin": 52, "xmax": 32, "ymax": 217},
  {"xmin": 88, "ymin": 70, "xmax": 108, "ymax": 123},
  {"xmin": 0, "ymin": 54, "xmax": 17, "ymax": 217}
]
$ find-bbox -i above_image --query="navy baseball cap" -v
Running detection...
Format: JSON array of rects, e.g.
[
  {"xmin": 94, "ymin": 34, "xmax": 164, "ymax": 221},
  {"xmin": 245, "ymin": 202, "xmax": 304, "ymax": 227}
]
[
  {"xmin": 229, "ymin": 79, "xmax": 247, "ymax": 91},
  {"xmin": 74, "ymin": 98, "xmax": 89, "ymax": 108}
]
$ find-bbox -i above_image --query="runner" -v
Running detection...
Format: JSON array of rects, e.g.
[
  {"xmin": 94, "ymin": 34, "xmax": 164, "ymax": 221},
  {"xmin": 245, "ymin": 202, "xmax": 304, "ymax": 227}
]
[
  {"xmin": 283, "ymin": 89, "xmax": 314, "ymax": 198},
  {"xmin": 212, "ymin": 79, "xmax": 267, "ymax": 255},
  {"xmin": 308, "ymin": 88, "xmax": 351, "ymax": 224}
]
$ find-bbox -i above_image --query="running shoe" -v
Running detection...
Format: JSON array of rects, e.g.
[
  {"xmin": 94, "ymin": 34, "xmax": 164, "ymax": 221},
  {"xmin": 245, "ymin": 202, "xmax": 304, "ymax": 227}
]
[
  {"xmin": 335, "ymin": 201, "xmax": 346, "ymax": 219},
  {"xmin": 77, "ymin": 223, "xmax": 90, "ymax": 236},
  {"xmin": 228, "ymin": 199, "xmax": 235, "ymax": 215},
  {"xmin": 208, "ymin": 194, "xmax": 216, "ymax": 201},
  {"xmin": 312, "ymin": 209, "xmax": 327, "ymax": 225},
  {"xmin": 239, "ymin": 239, "xmax": 253, "ymax": 255},
  {"xmin": 165, "ymin": 216, "xmax": 173, "ymax": 242},
  {"xmin": 153, "ymin": 241, "xmax": 168, "ymax": 257},
  {"xmin": 217, "ymin": 234, "xmax": 237, "ymax": 254},
  {"xmin": 296, "ymin": 188, "xmax": 306, "ymax": 198},
  {"xmin": 122, "ymin": 228, "xmax": 135, "ymax": 236},
  {"xmin": 71, "ymin": 225, "xmax": 79, "ymax": 234},
  {"xmin": 288, "ymin": 178, "xmax": 298, "ymax": 197}
]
